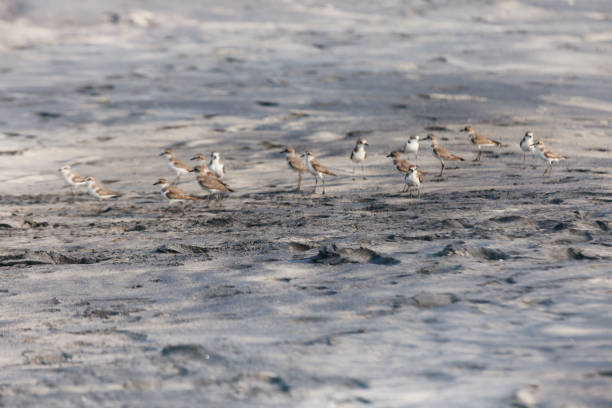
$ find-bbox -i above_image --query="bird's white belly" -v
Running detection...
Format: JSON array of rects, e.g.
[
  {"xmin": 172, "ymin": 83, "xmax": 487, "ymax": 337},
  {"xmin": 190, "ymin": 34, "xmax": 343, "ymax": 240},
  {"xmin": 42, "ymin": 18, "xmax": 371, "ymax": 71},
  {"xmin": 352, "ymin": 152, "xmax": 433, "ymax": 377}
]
[
  {"xmin": 352, "ymin": 150, "xmax": 366, "ymax": 163},
  {"xmin": 405, "ymin": 172, "xmax": 420, "ymax": 187},
  {"xmin": 405, "ymin": 141, "xmax": 418, "ymax": 154}
]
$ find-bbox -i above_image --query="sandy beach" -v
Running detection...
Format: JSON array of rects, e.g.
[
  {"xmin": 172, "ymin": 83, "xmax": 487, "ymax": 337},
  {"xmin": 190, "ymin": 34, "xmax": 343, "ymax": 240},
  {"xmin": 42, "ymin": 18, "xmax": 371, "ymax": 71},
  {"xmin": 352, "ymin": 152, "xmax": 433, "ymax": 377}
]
[{"xmin": 1, "ymin": 0, "xmax": 612, "ymax": 406}]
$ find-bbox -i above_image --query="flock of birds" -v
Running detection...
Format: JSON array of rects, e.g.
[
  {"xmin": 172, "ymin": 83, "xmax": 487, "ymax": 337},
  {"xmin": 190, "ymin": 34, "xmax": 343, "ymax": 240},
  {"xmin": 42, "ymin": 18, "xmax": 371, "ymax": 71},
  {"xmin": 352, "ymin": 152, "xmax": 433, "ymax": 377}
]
[{"xmin": 59, "ymin": 126, "xmax": 567, "ymax": 214}]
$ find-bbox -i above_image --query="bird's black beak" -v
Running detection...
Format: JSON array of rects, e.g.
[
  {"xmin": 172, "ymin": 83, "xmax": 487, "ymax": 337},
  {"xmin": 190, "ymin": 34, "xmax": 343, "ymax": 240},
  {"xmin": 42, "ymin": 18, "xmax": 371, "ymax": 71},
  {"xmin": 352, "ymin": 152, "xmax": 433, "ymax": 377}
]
[
  {"xmin": 190, "ymin": 156, "xmax": 198, "ymax": 161},
  {"xmin": 159, "ymin": 152, "xmax": 166, "ymax": 156},
  {"xmin": 153, "ymin": 181, "xmax": 160, "ymax": 185},
  {"xmin": 364, "ymin": 142, "xmax": 369, "ymax": 146},
  {"xmin": 280, "ymin": 149, "xmax": 288, "ymax": 154},
  {"xmin": 386, "ymin": 153, "xmax": 392, "ymax": 157},
  {"xmin": 300, "ymin": 154, "xmax": 305, "ymax": 157}
]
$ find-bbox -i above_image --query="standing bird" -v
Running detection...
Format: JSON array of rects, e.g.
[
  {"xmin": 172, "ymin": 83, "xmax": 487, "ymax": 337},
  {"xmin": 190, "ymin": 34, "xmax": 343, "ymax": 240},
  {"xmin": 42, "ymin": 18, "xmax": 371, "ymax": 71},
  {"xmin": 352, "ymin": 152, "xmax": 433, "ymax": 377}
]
[
  {"xmin": 461, "ymin": 125, "xmax": 501, "ymax": 162},
  {"xmin": 386, "ymin": 151, "xmax": 427, "ymax": 192},
  {"xmin": 533, "ymin": 140, "xmax": 567, "ymax": 176},
  {"xmin": 84, "ymin": 176, "xmax": 120, "ymax": 214},
  {"xmin": 302, "ymin": 150, "xmax": 337, "ymax": 194},
  {"xmin": 190, "ymin": 152, "xmax": 207, "ymax": 166},
  {"xmin": 423, "ymin": 134, "xmax": 464, "ymax": 177},
  {"xmin": 59, "ymin": 165, "xmax": 87, "ymax": 195},
  {"xmin": 209, "ymin": 152, "xmax": 226, "ymax": 179},
  {"xmin": 350, "ymin": 138, "xmax": 368, "ymax": 180},
  {"xmin": 160, "ymin": 149, "xmax": 192, "ymax": 184},
  {"xmin": 403, "ymin": 135, "xmax": 420, "ymax": 162},
  {"xmin": 404, "ymin": 165, "xmax": 424, "ymax": 198},
  {"xmin": 190, "ymin": 164, "xmax": 233, "ymax": 205},
  {"xmin": 153, "ymin": 178, "xmax": 201, "ymax": 214},
  {"xmin": 520, "ymin": 131, "xmax": 536, "ymax": 167},
  {"xmin": 281, "ymin": 146, "xmax": 308, "ymax": 191}
]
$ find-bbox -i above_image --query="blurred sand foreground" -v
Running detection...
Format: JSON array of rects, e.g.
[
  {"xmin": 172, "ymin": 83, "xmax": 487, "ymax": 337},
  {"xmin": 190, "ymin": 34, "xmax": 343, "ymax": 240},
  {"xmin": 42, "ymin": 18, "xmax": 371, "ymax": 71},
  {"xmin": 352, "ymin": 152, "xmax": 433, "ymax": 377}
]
[{"xmin": 1, "ymin": 1, "xmax": 611, "ymax": 407}]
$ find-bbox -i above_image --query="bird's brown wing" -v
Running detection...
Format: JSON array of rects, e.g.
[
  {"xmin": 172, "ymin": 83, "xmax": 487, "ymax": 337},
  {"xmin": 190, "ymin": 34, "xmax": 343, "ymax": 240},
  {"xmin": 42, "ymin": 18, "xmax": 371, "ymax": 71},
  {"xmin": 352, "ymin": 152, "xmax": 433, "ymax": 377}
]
[
  {"xmin": 166, "ymin": 186, "xmax": 200, "ymax": 200},
  {"xmin": 96, "ymin": 185, "xmax": 120, "ymax": 197},
  {"xmin": 544, "ymin": 150, "xmax": 567, "ymax": 160},
  {"xmin": 418, "ymin": 172, "xmax": 424, "ymax": 183},
  {"xmin": 72, "ymin": 174, "xmax": 85, "ymax": 183},
  {"xmin": 200, "ymin": 174, "xmax": 233, "ymax": 192},
  {"xmin": 173, "ymin": 157, "xmax": 192, "ymax": 171},
  {"xmin": 472, "ymin": 132, "xmax": 501, "ymax": 146},
  {"xmin": 288, "ymin": 155, "xmax": 307, "ymax": 171},
  {"xmin": 395, "ymin": 159, "xmax": 413, "ymax": 173},
  {"xmin": 312, "ymin": 159, "xmax": 336, "ymax": 176},
  {"xmin": 434, "ymin": 145, "xmax": 464, "ymax": 161}
]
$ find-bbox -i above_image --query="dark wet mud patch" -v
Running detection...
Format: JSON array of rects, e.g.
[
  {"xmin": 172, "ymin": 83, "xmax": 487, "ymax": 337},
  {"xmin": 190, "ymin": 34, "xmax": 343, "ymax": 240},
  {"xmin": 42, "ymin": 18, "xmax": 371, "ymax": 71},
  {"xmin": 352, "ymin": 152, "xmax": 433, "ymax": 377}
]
[
  {"xmin": 565, "ymin": 247, "xmax": 602, "ymax": 261},
  {"xmin": 488, "ymin": 215, "xmax": 533, "ymax": 224},
  {"xmin": 289, "ymin": 242, "xmax": 313, "ymax": 251},
  {"xmin": 298, "ymin": 328, "xmax": 369, "ymax": 346},
  {"xmin": 200, "ymin": 285, "xmax": 252, "ymax": 299},
  {"xmin": 0, "ymin": 250, "xmax": 100, "ymax": 267},
  {"xmin": 309, "ymin": 244, "xmax": 400, "ymax": 265},
  {"xmin": 161, "ymin": 344, "xmax": 223, "ymax": 364},
  {"xmin": 434, "ymin": 244, "xmax": 511, "ymax": 260}
]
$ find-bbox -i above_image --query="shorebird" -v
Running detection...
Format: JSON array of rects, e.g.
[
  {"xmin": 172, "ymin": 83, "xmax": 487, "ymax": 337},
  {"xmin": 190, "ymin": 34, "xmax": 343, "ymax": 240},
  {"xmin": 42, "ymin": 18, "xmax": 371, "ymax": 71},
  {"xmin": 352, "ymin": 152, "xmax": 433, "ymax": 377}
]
[
  {"xmin": 533, "ymin": 140, "xmax": 567, "ymax": 176},
  {"xmin": 84, "ymin": 176, "xmax": 120, "ymax": 214},
  {"xmin": 403, "ymin": 135, "xmax": 420, "ymax": 162},
  {"xmin": 160, "ymin": 149, "xmax": 192, "ymax": 184},
  {"xmin": 281, "ymin": 146, "xmax": 308, "ymax": 191},
  {"xmin": 153, "ymin": 178, "xmax": 201, "ymax": 214},
  {"xmin": 190, "ymin": 164, "xmax": 233, "ymax": 205},
  {"xmin": 520, "ymin": 131, "xmax": 536, "ymax": 167},
  {"xmin": 423, "ymin": 134, "xmax": 464, "ymax": 177},
  {"xmin": 350, "ymin": 137, "xmax": 368, "ymax": 180},
  {"xmin": 461, "ymin": 125, "xmax": 501, "ymax": 162},
  {"xmin": 404, "ymin": 165, "xmax": 423, "ymax": 198},
  {"xmin": 209, "ymin": 152, "xmax": 226, "ymax": 179},
  {"xmin": 302, "ymin": 150, "xmax": 336, "ymax": 194},
  {"xmin": 386, "ymin": 151, "xmax": 427, "ymax": 191},
  {"xmin": 190, "ymin": 152, "xmax": 207, "ymax": 166},
  {"xmin": 59, "ymin": 165, "xmax": 87, "ymax": 195}
]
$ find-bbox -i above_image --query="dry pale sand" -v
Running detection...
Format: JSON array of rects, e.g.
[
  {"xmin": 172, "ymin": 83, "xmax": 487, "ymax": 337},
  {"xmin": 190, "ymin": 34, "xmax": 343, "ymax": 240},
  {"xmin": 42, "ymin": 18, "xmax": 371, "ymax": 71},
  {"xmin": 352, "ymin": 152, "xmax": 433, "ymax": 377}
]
[{"xmin": 1, "ymin": 0, "xmax": 612, "ymax": 406}]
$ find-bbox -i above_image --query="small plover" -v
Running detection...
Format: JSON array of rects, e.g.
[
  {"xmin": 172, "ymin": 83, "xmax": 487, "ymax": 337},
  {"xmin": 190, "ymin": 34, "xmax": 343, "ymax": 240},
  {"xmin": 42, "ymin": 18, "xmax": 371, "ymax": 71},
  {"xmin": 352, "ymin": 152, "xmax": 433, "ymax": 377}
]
[
  {"xmin": 533, "ymin": 140, "xmax": 567, "ymax": 176},
  {"xmin": 153, "ymin": 178, "xmax": 201, "ymax": 214},
  {"xmin": 302, "ymin": 150, "xmax": 337, "ymax": 194},
  {"xmin": 281, "ymin": 146, "xmax": 308, "ymax": 191},
  {"xmin": 461, "ymin": 125, "xmax": 501, "ymax": 162},
  {"xmin": 520, "ymin": 131, "xmax": 536, "ymax": 167},
  {"xmin": 190, "ymin": 164, "xmax": 233, "ymax": 205},
  {"xmin": 403, "ymin": 135, "xmax": 420, "ymax": 162},
  {"xmin": 190, "ymin": 152, "xmax": 207, "ymax": 166},
  {"xmin": 404, "ymin": 165, "xmax": 423, "ymax": 198},
  {"xmin": 350, "ymin": 137, "xmax": 368, "ymax": 180},
  {"xmin": 160, "ymin": 149, "xmax": 192, "ymax": 184},
  {"xmin": 423, "ymin": 134, "xmax": 464, "ymax": 177},
  {"xmin": 59, "ymin": 165, "xmax": 87, "ymax": 195},
  {"xmin": 209, "ymin": 152, "xmax": 226, "ymax": 179},
  {"xmin": 386, "ymin": 151, "xmax": 427, "ymax": 191},
  {"xmin": 84, "ymin": 176, "xmax": 120, "ymax": 213}
]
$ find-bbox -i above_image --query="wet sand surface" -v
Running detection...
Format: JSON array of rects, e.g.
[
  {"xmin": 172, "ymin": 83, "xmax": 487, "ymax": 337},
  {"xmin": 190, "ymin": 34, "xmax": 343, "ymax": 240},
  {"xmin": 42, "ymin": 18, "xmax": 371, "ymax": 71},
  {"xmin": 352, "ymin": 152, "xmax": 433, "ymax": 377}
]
[{"xmin": 1, "ymin": 1, "xmax": 612, "ymax": 406}]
